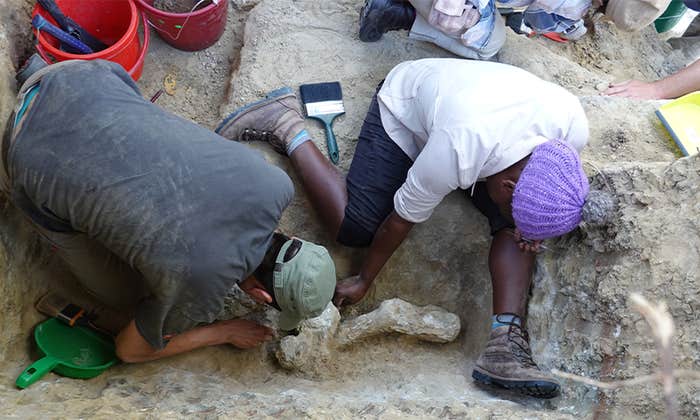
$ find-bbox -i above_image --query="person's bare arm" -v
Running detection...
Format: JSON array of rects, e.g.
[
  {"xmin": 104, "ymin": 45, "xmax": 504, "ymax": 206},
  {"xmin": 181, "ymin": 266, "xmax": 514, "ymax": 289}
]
[
  {"xmin": 333, "ymin": 211, "xmax": 414, "ymax": 306},
  {"xmin": 332, "ymin": 131, "xmax": 463, "ymax": 306},
  {"xmin": 605, "ymin": 59, "xmax": 700, "ymax": 100},
  {"xmin": 115, "ymin": 318, "xmax": 273, "ymax": 363}
]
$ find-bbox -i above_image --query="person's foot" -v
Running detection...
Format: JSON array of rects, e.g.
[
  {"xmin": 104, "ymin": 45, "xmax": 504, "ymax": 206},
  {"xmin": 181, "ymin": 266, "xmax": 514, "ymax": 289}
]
[
  {"xmin": 505, "ymin": 12, "xmax": 530, "ymax": 35},
  {"xmin": 472, "ymin": 321, "xmax": 560, "ymax": 398},
  {"xmin": 559, "ymin": 19, "xmax": 587, "ymax": 41},
  {"xmin": 359, "ymin": 0, "xmax": 416, "ymax": 42},
  {"xmin": 216, "ymin": 87, "xmax": 306, "ymax": 155}
]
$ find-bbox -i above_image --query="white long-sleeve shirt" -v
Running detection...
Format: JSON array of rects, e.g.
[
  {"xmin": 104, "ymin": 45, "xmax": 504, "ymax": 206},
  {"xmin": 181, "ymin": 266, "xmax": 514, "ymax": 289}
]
[{"xmin": 377, "ymin": 58, "xmax": 589, "ymax": 223}]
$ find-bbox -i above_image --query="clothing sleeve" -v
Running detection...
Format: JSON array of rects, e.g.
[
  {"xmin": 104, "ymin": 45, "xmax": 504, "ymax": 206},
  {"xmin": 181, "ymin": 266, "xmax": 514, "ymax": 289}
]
[{"xmin": 393, "ymin": 128, "xmax": 485, "ymax": 223}]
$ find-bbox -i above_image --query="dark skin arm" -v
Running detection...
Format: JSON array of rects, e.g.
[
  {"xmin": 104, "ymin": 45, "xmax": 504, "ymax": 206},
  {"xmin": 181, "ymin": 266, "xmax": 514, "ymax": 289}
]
[
  {"xmin": 333, "ymin": 211, "xmax": 414, "ymax": 306},
  {"xmin": 287, "ymin": 140, "xmax": 537, "ymax": 311}
]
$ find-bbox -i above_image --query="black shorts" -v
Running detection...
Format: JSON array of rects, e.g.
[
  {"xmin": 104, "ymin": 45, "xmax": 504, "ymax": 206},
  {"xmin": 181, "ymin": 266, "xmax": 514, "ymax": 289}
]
[{"xmin": 336, "ymin": 88, "xmax": 514, "ymax": 247}]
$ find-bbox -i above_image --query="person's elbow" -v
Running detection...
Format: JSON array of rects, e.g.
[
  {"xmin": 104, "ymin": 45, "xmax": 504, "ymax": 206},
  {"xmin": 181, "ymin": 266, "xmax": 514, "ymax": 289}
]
[
  {"xmin": 115, "ymin": 320, "xmax": 161, "ymax": 363},
  {"xmin": 115, "ymin": 344, "xmax": 156, "ymax": 363}
]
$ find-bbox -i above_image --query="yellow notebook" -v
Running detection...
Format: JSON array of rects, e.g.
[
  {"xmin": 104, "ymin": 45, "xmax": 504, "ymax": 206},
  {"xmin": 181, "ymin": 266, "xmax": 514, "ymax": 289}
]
[{"xmin": 656, "ymin": 91, "xmax": 700, "ymax": 156}]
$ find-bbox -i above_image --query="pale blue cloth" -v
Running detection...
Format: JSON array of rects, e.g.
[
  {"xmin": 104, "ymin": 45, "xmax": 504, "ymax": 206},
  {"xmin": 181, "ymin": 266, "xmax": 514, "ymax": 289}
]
[
  {"xmin": 499, "ymin": 0, "xmax": 591, "ymax": 33},
  {"xmin": 460, "ymin": 0, "xmax": 497, "ymax": 51},
  {"xmin": 408, "ymin": 0, "xmax": 590, "ymax": 57},
  {"xmin": 437, "ymin": 0, "xmax": 591, "ymax": 52},
  {"xmin": 408, "ymin": 0, "xmax": 505, "ymax": 59}
]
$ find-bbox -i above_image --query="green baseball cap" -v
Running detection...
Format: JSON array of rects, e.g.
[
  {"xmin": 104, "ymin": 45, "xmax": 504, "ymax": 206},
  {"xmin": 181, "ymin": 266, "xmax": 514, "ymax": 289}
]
[{"xmin": 273, "ymin": 238, "xmax": 336, "ymax": 331}]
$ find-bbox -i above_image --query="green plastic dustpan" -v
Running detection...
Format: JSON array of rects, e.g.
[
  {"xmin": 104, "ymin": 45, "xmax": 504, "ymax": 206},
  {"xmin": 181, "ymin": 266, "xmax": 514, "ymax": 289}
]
[
  {"xmin": 16, "ymin": 318, "xmax": 118, "ymax": 389},
  {"xmin": 656, "ymin": 91, "xmax": 700, "ymax": 156}
]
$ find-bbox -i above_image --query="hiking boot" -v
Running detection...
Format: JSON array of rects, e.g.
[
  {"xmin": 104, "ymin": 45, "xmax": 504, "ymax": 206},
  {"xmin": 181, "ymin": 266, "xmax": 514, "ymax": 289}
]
[
  {"xmin": 216, "ymin": 87, "xmax": 305, "ymax": 155},
  {"xmin": 359, "ymin": 0, "xmax": 416, "ymax": 42},
  {"xmin": 472, "ymin": 322, "xmax": 560, "ymax": 399}
]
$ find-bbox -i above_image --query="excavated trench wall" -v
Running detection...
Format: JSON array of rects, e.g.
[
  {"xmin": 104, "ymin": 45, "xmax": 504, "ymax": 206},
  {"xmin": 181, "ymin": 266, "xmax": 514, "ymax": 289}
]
[{"xmin": 0, "ymin": 0, "xmax": 698, "ymax": 418}]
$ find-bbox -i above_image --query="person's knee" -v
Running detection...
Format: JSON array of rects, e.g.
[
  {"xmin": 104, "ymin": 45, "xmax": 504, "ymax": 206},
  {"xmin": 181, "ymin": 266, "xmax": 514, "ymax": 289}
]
[
  {"xmin": 476, "ymin": 15, "xmax": 506, "ymax": 59},
  {"xmin": 336, "ymin": 216, "xmax": 375, "ymax": 248}
]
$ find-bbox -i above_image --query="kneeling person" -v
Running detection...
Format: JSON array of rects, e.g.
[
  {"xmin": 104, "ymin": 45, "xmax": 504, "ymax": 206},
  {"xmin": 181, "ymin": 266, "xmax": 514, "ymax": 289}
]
[
  {"xmin": 2, "ymin": 58, "xmax": 336, "ymax": 363},
  {"xmin": 217, "ymin": 58, "xmax": 611, "ymax": 398}
]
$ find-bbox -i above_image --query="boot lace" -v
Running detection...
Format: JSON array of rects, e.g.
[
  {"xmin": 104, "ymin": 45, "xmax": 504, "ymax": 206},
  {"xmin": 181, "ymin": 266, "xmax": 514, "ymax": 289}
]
[
  {"xmin": 507, "ymin": 324, "xmax": 538, "ymax": 369},
  {"xmin": 241, "ymin": 128, "xmax": 279, "ymax": 143}
]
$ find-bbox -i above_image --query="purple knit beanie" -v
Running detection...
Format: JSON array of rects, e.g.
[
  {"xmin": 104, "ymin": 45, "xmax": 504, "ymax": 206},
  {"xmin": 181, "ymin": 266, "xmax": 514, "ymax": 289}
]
[{"xmin": 512, "ymin": 140, "xmax": 589, "ymax": 240}]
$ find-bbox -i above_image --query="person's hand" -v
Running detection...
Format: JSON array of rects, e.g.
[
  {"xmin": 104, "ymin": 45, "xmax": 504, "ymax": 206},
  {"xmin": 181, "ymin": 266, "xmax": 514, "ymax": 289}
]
[
  {"xmin": 333, "ymin": 275, "xmax": 370, "ymax": 307},
  {"xmin": 238, "ymin": 275, "xmax": 273, "ymax": 305},
  {"xmin": 604, "ymin": 80, "xmax": 665, "ymax": 100},
  {"xmin": 512, "ymin": 229, "xmax": 543, "ymax": 253},
  {"xmin": 222, "ymin": 319, "xmax": 274, "ymax": 349}
]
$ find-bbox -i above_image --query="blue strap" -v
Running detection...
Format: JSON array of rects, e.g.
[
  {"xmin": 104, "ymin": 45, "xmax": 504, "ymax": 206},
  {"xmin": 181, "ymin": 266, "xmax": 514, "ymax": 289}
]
[
  {"xmin": 14, "ymin": 84, "xmax": 41, "ymax": 128},
  {"xmin": 491, "ymin": 313, "xmax": 522, "ymax": 329}
]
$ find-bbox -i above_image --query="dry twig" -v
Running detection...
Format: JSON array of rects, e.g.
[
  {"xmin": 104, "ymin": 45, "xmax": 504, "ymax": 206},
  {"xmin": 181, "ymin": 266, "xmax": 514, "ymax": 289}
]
[
  {"xmin": 552, "ymin": 369, "xmax": 700, "ymax": 390},
  {"xmin": 552, "ymin": 293, "xmax": 700, "ymax": 420}
]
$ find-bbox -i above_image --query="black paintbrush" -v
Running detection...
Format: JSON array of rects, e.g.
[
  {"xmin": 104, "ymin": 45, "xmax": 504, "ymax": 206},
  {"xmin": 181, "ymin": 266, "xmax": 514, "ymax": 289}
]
[{"xmin": 299, "ymin": 82, "xmax": 345, "ymax": 164}]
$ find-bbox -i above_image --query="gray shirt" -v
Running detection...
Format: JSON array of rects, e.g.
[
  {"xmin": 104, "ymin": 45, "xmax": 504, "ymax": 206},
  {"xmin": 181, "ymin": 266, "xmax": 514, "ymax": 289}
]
[{"xmin": 9, "ymin": 60, "xmax": 294, "ymax": 349}]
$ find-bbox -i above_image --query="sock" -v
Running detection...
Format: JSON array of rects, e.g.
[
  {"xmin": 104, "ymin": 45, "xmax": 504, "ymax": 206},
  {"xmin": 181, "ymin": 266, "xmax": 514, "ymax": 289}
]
[
  {"xmin": 286, "ymin": 129, "xmax": 311, "ymax": 155},
  {"xmin": 491, "ymin": 313, "xmax": 522, "ymax": 329}
]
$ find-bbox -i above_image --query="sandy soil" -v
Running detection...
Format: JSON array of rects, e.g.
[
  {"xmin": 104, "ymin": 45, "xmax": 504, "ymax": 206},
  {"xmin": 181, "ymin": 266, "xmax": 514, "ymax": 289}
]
[{"xmin": 0, "ymin": 0, "xmax": 698, "ymax": 418}]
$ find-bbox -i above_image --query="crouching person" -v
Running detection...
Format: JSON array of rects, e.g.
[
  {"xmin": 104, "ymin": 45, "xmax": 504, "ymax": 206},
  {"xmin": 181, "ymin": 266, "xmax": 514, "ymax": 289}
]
[
  {"xmin": 358, "ymin": 0, "xmax": 506, "ymax": 60},
  {"xmin": 217, "ymin": 58, "xmax": 613, "ymax": 398},
  {"xmin": 1, "ymin": 57, "xmax": 336, "ymax": 363},
  {"xmin": 357, "ymin": 0, "xmax": 591, "ymax": 60}
]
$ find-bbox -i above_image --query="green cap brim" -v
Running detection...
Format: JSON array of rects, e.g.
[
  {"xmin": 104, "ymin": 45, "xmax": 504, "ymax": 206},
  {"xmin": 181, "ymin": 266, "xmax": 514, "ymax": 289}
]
[{"xmin": 278, "ymin": 310, "xmax": 304, "ymax": 331}]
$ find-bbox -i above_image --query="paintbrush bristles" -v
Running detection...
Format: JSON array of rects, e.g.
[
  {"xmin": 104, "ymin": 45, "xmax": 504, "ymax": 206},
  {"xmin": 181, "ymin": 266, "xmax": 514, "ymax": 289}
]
[{"xmin": 300, "ymin": 82, "xmax": 343, "ymax": 104}]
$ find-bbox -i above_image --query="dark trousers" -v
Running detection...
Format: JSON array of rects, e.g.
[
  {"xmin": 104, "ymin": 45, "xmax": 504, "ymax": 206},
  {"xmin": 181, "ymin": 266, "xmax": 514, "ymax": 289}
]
[{"xmin": 337, "ymin": 87, "xmax": 513, "ymax": 247}]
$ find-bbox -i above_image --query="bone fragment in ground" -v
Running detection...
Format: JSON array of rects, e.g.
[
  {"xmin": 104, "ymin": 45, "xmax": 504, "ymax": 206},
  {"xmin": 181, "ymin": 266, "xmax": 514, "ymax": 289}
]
[{"xmin": 276, "ymin": 299, "xmax": 461, "ymax": 372}]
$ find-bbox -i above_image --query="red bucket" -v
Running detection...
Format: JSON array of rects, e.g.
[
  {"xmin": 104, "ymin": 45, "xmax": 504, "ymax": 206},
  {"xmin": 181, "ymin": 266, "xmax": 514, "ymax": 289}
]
[
  {"xmin": 32, "ymin": 0, "xmax": 150, "ymax": 81},
  {"xmin": 135, "ymin": 0, "xmax": 227, "ymax": 51}
]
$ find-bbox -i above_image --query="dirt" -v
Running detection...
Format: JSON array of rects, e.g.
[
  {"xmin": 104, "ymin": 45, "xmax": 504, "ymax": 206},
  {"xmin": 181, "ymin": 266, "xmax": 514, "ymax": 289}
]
[
  {"xmin": 0, "ymin": 0, "xmax": 699, "ymax": 418},
  {"xmin": 137, "ymin": 1, "xmax": 246, "ymax": 130},
  {"xmin": 153, "ymin": 0, "xmax": 213, "ymax": 14}
]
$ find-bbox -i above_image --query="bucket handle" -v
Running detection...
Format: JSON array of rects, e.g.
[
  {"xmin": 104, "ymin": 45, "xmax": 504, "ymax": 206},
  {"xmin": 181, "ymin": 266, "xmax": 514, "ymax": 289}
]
[
  {"xmin": 145, "ymin": 0, "xmax": 212, "ymax": 41},
  {"xmin": 15, "ymin": 356, "xmax": 59, "ymax": 389}
]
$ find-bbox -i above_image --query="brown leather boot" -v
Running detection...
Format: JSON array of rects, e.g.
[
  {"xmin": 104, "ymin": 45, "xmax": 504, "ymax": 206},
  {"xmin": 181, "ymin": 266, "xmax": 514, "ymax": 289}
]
[
  {"xmin": 216, "ymin": 87, "xmax": 306, "ymax": 155},
  {"xmin": 472, "ymin": 322, "xmax": 560, "ymax": 398}
]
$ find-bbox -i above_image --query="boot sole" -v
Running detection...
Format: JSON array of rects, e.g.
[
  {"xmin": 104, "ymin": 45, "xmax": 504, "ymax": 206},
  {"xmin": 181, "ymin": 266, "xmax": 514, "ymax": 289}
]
[
  {"xmin": 472, "ymin": 367, "xmax": 560, "ymax": 399},
  {"xmin": 215, "ymin": 86, "xmax": 294, "ymax": 135}
]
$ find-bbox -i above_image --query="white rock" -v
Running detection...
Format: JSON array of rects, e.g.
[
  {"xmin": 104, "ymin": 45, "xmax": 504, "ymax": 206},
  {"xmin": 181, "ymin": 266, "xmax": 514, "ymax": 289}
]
[{"xmin": 337, "ymin": 298, "xmax": 461, "ymax": 346}]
